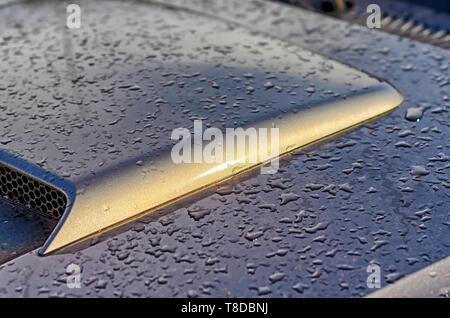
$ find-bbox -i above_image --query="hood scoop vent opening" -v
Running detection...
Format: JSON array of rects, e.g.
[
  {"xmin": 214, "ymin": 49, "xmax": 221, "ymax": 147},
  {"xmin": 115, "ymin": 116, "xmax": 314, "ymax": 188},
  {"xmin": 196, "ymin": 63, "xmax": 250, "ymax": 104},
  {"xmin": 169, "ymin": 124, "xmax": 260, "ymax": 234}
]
[{"xmin": 0, "ymin": 162, "xmax": 67, "ymax": 220}]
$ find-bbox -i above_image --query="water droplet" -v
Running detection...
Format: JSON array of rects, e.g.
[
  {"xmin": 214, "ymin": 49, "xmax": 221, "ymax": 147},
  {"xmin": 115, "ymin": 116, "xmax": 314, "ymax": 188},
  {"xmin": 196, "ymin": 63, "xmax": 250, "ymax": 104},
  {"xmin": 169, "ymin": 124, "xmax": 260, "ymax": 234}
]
[{"xmin": 405, "ymin": 107, "xmax": 424, "ymax": 122}]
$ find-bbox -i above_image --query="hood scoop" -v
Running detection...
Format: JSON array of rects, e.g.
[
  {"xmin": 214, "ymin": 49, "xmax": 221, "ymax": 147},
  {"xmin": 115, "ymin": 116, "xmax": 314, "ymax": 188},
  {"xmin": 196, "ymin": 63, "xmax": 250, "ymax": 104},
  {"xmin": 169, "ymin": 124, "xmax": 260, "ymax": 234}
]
[
  {"xmin": 0, "ymin": 162, "xmax": 67, "ymax": 219},
  {"xmin": 1, "ymin": 82, "xmax": 402, "ymax": 255}
]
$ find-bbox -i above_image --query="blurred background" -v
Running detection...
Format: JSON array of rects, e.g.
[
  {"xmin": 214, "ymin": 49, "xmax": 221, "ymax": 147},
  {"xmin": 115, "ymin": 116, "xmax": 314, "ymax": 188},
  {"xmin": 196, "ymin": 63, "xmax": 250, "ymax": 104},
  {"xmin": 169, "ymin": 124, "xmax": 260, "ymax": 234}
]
[{"xmin": 274, "ymin": 0, "xmax": 450, "ymax": 48}]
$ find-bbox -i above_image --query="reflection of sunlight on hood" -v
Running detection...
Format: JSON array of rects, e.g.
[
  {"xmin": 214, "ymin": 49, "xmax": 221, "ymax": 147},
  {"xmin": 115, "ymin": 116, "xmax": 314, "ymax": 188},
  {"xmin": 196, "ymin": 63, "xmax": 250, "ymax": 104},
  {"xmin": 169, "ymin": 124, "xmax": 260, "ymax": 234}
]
[{"xmin": 194, "ymin": 157, "xmax": 245, "ymax": 180}]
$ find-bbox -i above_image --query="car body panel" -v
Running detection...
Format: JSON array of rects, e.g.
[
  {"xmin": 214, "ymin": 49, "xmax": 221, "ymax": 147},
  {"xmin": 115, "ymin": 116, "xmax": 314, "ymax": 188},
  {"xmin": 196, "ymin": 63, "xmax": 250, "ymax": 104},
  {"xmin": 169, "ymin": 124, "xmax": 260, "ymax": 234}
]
[
  {"xmin": 0, "ymin": 0, "xmax": 402, "ymax": 255},
  {"xmin": 367, "ymin": 256, "xmax": 450, "ymax": 298},
  {"xmin": 0, "ymin": 0, "xmax": 448, "ymax": 297}
]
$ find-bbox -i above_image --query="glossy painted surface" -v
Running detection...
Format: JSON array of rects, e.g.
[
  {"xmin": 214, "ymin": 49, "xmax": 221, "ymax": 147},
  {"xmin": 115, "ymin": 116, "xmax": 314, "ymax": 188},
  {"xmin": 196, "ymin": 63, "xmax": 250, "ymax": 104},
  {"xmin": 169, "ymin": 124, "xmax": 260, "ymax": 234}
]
[
  {"xmin": 367, "ymin": 256, "xmax": 450, "ymax": 298},
  {"xmin": 0, "ymin": 0, "xmax": 448, "ymax": 297},
  {"xmin": 0, "ymin": 0, "xmax": 401, "ymax": 255}
]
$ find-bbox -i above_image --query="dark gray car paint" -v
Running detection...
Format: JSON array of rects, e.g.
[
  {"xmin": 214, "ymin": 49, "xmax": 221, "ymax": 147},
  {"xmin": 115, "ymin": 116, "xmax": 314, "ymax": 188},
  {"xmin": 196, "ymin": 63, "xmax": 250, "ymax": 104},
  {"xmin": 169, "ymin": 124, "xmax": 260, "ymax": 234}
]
[
  {"xmin": 0, "ymin": 0, "xmax": 449, "ymax": 297},
  {"xmin": 0, "ymin": 0, "xmax": 392, "ymax": 259}
]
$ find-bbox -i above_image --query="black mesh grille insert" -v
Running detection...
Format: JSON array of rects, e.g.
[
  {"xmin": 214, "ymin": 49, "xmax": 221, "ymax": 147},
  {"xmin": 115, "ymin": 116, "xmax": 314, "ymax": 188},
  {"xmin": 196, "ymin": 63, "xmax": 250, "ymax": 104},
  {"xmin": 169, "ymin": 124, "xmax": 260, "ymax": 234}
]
[{"xmin": 0, "ymin": 162, "xmax": 67, "ymax": 219}]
